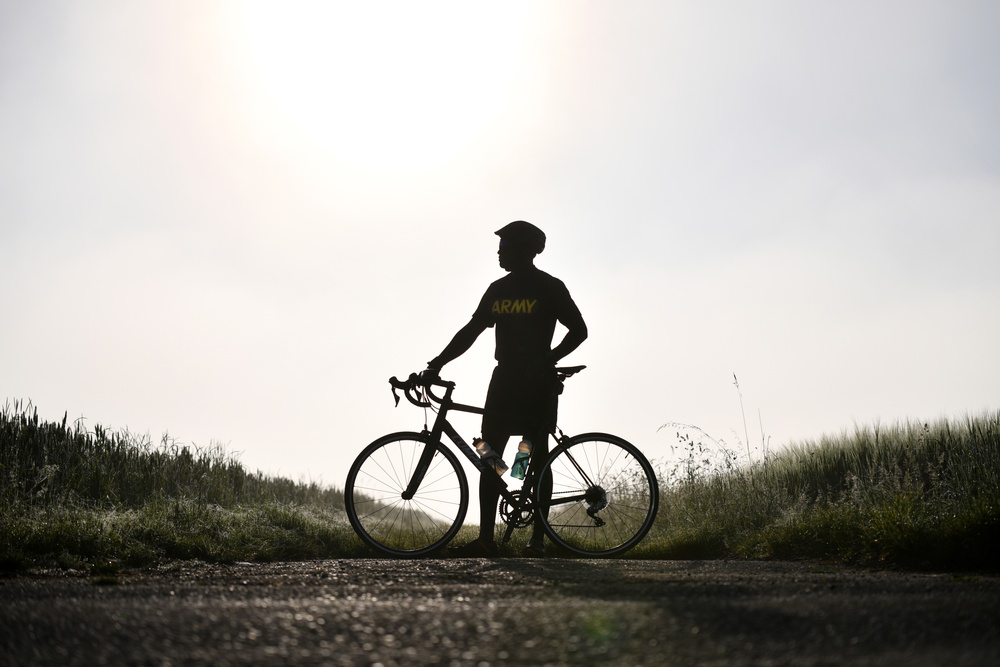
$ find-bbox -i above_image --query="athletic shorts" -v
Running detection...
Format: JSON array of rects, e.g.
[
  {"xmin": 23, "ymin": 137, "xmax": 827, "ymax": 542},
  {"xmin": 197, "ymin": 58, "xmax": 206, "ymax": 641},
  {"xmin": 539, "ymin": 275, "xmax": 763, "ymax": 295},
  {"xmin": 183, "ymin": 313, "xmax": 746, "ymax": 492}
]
[{"xmin": 482, "ymin": 364, "xmax": 559, "ymax": 436}]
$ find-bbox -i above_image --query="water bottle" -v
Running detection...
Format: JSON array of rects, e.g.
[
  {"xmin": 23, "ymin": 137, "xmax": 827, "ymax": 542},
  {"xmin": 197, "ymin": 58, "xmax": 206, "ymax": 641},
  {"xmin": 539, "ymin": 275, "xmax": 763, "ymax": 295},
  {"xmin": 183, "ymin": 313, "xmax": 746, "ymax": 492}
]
[
  {"xmin": 473, "ymin": 438, "xmax": 508, "ymax": 475},
  {"xmin": 510, "ymin": 439, "xmax": 532, "ymax": 480}
]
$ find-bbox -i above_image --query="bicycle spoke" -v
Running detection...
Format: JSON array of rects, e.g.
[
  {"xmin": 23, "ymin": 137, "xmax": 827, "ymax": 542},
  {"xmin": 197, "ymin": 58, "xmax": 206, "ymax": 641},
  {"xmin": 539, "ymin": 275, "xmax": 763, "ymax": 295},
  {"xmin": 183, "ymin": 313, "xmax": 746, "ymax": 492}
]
[
  {"xmin": 560, "ymin": 448, "xmax": 597, "ymax": 488},
  {"xmin": 538, "ymin": 433, "xmax": 658, "ymax": 557},
  {"xmin": 345, "ymin": 433, "xmax": 468, "ymax": 557}
]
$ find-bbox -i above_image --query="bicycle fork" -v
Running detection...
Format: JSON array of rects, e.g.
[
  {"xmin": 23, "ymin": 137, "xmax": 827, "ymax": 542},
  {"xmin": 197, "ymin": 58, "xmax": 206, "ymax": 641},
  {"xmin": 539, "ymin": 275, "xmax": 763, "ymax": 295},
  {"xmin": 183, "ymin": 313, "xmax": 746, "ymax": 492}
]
[{"xmin": 402, "ymin": 420, "xmax": 510, "ymax": 500}]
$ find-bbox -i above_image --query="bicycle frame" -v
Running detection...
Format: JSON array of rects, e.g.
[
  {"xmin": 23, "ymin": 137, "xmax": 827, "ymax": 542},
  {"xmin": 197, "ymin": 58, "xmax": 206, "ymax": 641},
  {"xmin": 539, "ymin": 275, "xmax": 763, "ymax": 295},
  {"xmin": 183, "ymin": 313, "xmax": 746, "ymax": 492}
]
[
  {"xmin": 398, "ymin": 374, "xmax": 598, "ymax": 544},
  {"xmin": 404, "ymin": 379, "xmax": 521, "ymax": 504},
  {"xmin": 347, "ymin": 367, "xmax": 658, "ymax": 557}
]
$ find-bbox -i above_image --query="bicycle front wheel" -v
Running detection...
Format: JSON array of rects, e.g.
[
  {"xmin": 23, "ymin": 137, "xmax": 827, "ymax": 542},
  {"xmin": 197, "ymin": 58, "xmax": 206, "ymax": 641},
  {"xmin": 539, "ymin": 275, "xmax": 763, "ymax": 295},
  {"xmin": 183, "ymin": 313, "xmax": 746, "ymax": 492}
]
[
  {"xmin": 538, "ymin": 432, "xmax": 658, "ymax": 557},
  {"xmin": 345, "ymin": 431, "xmax": 468, "ymax": 557}
]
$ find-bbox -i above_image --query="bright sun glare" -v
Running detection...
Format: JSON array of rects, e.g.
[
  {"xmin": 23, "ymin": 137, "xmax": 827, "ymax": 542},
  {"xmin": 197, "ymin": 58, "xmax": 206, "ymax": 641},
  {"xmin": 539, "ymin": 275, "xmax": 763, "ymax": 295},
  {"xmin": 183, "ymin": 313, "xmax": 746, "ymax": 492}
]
[{"xmin": 230, "ymin": 1, "xmax": 536, "ymax": 174}]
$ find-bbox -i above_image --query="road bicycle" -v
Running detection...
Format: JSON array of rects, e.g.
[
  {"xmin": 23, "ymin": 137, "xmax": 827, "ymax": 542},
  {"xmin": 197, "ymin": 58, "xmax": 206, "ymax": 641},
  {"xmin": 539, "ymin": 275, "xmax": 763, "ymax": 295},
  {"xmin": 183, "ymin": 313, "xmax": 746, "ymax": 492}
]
[{"xmin": 344, "ymin": 367, "xmax": 659, "ymax": 558}]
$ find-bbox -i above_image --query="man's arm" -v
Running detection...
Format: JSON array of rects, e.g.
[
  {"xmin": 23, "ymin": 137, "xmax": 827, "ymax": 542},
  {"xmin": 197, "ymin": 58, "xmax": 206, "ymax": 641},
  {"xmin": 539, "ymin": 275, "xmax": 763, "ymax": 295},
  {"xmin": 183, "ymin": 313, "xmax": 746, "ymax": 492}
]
[
  {"xmin": 550, "ymin": 319, "xmax": 587, "ymax": 364},
  {"xmin": 550, "ymin": 295, "xmax": 588, "ymax": 364},
  {"xmin": 427, "ymin": 318, "xmax": 489, "ymax": 370}
]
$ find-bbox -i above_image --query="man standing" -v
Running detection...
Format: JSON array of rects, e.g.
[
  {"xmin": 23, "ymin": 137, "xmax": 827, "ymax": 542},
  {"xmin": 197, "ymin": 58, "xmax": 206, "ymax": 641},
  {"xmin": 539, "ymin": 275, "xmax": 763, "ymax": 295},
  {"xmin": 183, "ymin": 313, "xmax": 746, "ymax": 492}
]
[{"xmin": 425, "ymin": 221, "xmax": 588, "ymax": 557}]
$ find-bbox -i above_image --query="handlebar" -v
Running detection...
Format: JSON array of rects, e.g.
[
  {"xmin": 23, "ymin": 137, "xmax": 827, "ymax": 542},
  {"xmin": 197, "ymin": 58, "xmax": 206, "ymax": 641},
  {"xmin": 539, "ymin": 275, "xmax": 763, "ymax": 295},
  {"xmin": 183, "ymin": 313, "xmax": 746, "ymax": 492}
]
[
  {"xmin": 389, "ymin": 372, "xmax": 454, "ymax": 408},
  {"xmin": 389, "ymin": 365, "xmax": 586, "ymax": 408}
]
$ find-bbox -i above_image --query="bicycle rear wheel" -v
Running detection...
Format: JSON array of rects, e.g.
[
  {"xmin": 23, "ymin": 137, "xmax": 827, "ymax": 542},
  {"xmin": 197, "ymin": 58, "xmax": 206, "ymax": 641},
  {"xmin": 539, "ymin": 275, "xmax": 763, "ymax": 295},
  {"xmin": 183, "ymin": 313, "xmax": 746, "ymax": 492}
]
[
  {"xmin": 345, "ymin": 431, "xmax": 468, "ymax": 557},
  {"xmin": 538, "ymin": 432, "xmax": 658, "ymax": 557}
]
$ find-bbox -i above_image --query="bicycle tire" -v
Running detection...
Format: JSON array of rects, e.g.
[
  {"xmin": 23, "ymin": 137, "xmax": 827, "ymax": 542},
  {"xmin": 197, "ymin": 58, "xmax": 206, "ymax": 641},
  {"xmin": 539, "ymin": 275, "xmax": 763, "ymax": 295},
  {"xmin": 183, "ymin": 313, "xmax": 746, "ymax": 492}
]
[
  {"xmin": 537, "ymin": 432, "xmax": 658, "ymax": 557},
  {"xmin": 345, "ymin": 431, "xmax": 468, "ymax": 557}
]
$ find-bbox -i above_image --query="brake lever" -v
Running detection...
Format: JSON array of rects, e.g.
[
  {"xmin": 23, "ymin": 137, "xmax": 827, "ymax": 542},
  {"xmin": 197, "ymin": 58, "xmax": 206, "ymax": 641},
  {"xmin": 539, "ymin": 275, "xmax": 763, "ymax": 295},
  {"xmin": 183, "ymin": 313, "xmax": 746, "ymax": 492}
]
[
  {"xmin": 405, "ymin": 373, "xmax": 429, "ymax": 408},
  {"xmin": 388, "ymin": 373, "xmax": 435, "ymax": 408},
  {"xmin": 388, "ymin": 374, "xmax": 414, "ymax": 408}
]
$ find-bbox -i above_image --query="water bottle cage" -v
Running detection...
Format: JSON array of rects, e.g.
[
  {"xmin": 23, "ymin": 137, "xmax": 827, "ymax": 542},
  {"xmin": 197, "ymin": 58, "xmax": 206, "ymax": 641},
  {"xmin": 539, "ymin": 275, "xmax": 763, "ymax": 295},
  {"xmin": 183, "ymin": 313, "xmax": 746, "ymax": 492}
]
[
  {"xmin": 480, "ymin": 452, "xmax": 506, "ymax": 475},
  {"xmin": 510, "ymin": 452, "xmax": 531, "ymax": 480}
]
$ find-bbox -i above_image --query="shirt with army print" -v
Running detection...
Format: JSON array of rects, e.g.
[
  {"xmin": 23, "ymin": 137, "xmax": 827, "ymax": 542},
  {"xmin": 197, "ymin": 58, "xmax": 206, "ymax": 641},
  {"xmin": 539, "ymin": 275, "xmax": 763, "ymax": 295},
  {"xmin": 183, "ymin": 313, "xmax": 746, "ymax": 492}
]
[{"xmin": 471, "ymin": 266, "xmax": 585, "ymax": 366}]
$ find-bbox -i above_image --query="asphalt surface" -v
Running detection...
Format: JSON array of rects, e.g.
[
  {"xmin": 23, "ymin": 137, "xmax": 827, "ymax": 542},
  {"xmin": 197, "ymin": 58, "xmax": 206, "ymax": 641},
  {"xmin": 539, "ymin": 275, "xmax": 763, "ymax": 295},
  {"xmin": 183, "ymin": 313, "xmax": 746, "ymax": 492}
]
[{"xmin": 1, "ymin": 559, "xmax": 998, "ymax": 666}]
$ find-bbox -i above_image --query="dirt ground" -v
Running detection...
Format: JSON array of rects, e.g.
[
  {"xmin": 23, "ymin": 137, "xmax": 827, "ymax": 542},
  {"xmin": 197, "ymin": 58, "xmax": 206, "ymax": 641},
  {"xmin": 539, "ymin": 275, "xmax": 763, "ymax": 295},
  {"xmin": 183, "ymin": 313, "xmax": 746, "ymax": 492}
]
[{"xmin": 1, "ymin": 558, "xmax": 998, "ymax": 666}]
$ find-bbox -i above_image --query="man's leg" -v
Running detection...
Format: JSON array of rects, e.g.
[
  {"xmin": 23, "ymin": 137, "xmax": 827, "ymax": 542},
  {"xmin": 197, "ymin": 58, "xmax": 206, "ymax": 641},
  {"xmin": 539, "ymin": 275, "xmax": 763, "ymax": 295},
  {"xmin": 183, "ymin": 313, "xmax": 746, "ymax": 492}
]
[
  {"xmin": 527, "ymin": 427, "xmax": 550, "ymax": 548},
  {"xmin": 478, "ymin": 430, "xmax": 510, "ymax": 544}
]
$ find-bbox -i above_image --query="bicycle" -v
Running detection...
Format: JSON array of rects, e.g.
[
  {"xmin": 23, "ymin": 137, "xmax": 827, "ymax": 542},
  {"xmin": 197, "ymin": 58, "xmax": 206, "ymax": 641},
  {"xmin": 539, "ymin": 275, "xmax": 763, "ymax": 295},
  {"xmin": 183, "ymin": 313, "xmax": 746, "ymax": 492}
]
[{"xmin": 344, "ymin": 367, "xmax": 659, "ymax": 558}]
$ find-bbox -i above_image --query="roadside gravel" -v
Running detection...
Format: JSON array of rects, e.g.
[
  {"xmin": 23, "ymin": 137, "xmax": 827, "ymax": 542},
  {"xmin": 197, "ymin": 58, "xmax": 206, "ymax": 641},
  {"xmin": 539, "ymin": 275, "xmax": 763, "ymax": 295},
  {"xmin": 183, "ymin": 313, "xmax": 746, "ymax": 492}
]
[{"xmin": 2, "ymin": 559, "xmax": 998, "ymax": 666}]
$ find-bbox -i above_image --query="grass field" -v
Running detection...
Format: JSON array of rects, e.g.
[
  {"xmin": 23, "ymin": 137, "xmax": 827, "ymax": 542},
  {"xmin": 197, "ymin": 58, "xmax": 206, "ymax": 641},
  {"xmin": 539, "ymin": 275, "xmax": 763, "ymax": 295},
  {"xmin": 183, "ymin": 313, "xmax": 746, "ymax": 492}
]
[
  {"xmin": 642, "ymin": 413, "xmax": 999, "ymax": 571},
  {"xmin": 2, "ymin": 400, "xmax": 997, "ymax": 573},
  {"xmin": 0, "ymin": 400, "xmax": 363, "ymax": 572}
]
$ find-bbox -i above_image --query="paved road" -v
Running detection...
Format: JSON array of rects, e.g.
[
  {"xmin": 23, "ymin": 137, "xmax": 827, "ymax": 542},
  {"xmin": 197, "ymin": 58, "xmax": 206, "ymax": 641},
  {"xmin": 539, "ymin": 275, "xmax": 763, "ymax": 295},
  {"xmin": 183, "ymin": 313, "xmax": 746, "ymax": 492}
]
[{"xmin": 1, "ymin": 559, "xmax": 998, "ymax": 666}]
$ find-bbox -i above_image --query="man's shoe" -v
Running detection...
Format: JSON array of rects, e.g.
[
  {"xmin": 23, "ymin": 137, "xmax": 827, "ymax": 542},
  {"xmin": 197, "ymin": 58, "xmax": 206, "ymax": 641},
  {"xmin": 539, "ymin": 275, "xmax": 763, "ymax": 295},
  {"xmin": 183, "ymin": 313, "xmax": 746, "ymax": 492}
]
[
  {"xmin": 522, "ymin": 541, "xmax": 546, "ymax": 558},
  {"xmin": 447, "ymin": 538, "xmax": 498, "ymax": 558}
]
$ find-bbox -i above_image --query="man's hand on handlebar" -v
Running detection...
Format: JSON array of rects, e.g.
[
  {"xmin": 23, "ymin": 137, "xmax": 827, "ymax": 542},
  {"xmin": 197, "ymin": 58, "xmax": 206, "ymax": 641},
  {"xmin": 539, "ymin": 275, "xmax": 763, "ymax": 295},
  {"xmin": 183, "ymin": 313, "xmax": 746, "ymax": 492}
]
[{"xmin": 419, "ymin": 366, "xmax": 440, "ymax": 385}]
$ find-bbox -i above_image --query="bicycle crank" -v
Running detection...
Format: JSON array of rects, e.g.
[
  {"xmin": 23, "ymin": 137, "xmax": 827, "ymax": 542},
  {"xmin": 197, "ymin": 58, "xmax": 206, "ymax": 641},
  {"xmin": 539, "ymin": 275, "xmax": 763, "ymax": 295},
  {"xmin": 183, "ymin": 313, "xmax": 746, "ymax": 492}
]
[{"xmin": 499, "ymin": 491, "xmax": 535, "ymax": 528}]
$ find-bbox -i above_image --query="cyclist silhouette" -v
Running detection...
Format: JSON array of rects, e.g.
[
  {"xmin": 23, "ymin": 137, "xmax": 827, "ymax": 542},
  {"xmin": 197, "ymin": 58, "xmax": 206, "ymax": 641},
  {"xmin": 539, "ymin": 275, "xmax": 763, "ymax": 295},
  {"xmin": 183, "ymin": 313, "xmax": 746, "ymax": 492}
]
[{"xmin": 425, "ymin": 221, "xmax": 588, "ymax": 557}]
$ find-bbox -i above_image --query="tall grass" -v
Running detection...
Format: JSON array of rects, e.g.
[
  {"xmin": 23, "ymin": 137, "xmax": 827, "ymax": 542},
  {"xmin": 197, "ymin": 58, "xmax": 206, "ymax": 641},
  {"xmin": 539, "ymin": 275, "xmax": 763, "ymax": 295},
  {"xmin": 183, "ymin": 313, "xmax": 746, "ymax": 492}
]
[
  {"xmin": 645, "ymin": 411, "xmax": 1000, "ymax": 570},
  {"xmin": 4, "ymin": 400, "xmax": 998, "ymax": 571},
  {"xmin": 1, "ymin": 400, "xmax": 345, "ymax": 509},
  {"xmin": 0, "ymin": 400, "xmax": 361, "ymax": 571}
]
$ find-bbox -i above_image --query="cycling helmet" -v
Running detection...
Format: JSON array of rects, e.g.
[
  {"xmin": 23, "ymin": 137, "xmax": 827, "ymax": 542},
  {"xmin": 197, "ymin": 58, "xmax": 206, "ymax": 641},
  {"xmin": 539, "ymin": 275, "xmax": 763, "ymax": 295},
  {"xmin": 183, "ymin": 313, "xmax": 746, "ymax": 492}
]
[{"xmin": 495, "ymin": 220, "xmax": 546, "ymax": 254}]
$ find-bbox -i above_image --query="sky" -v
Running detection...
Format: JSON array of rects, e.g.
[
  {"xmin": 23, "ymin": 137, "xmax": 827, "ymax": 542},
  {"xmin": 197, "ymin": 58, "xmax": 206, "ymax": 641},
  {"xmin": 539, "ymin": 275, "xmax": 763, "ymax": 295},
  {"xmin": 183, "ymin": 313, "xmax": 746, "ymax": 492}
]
[{"xmin": 3, "ymin": 0, "xmax": 998, "ymax": 490}]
